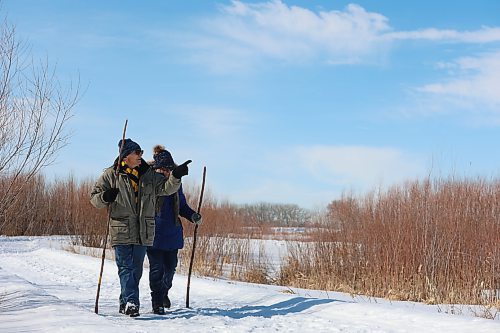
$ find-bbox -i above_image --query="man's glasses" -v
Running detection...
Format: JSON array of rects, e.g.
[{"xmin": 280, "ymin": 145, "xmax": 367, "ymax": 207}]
[{"xmin": 134, "ymin": 150, "xmax": 144, "ymax": 155}]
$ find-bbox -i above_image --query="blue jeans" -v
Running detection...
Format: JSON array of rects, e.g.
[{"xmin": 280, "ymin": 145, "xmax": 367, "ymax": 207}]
[
  {"xmin": 114, "ymin": 245, "xmax": 147, "ymax": 307},
  {"xmin": 146, "ymin": 247, "xmax": 178, "ymax": 307}
]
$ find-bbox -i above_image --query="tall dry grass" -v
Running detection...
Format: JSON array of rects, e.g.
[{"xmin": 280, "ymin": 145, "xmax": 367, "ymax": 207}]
[
  {"xmin": 279, "ymin": 177, "xmax": 500, "ymax": 308},
  {"xmin": 178, "ymin": 187, "xmax": 272, "ymax": 284},
  {"xmin": 0, "ymin": 174, "xmax": 107, "ymax": 247}
]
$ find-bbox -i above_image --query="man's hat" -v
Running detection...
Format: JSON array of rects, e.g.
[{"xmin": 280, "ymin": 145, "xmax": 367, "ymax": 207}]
[{"xmin": 118, "ymin": 138, "xmax": 141, "ymax": 159}]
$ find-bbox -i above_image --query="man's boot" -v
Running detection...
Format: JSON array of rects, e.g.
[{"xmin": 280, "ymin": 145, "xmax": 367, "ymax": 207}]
[{"xmin": 125, "ymin": 302, "xmax": 140, "ymax": 318}]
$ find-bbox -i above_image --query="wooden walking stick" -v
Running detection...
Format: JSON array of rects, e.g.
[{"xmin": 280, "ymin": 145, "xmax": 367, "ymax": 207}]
[
  {"xmin": 94, "ymin": 119, "xmax": 128, "ymax": 314},
  {"xmin": 186, "ymin": 166, "xmax": 206, "ymax": 308}
]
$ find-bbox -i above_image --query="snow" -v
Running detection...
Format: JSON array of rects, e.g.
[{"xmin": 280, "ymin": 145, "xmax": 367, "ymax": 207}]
[{"xmin": 0, "ymin": 236, "xmax": 498, "ymax": 332}]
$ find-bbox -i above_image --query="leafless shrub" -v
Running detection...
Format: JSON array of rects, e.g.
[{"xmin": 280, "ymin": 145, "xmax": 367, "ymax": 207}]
[
  {"xmin": 0, "ymin": 17, "xmax": 78, "ymax": 232},
  {"xmin": 279, "ymin": 176, "xmax": 500, "ymax": 313},
  {"xmin": 0, "ymin": 174, "xmax": 107, "ymax": 243}
]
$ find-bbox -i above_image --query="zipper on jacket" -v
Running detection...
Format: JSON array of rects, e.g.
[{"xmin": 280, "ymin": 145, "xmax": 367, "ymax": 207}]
[
  {"xmin": 138, "ymin": 178, "xmax": 146, "ymax": 242},
  {"xmin": 118, "ymin": 172, "xmax": 136, "ymax": 214}
]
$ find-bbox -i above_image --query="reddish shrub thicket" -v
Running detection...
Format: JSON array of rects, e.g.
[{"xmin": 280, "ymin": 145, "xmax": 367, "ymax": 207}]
[
  {"xmin": 0, "ymin": 174, "xmax": 107, "ymax": 247},
  {"xmin": 279, "ymin": 177, "xmax": 500, "ymax": 307}
]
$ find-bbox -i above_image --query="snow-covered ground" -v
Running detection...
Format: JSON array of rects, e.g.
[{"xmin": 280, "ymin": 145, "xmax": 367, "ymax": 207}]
[{"xmin": 0, "ymin": 236, "xmax": 498, "ymax": 332}]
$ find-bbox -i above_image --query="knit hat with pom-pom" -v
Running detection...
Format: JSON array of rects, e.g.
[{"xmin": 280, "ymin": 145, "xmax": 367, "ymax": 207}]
[{"xmin": 152, "ymin": 145, "xmax": 175, "ymax": 170}]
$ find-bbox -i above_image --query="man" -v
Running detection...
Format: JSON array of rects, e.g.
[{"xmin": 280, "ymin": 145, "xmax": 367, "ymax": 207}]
[
  {"xmin": 90, "ymin": 138, "xmax": 191, "ymax": 317},
  {"xmin": 147, "ymin": 145, "xmax": 202, "ymax": 315}
]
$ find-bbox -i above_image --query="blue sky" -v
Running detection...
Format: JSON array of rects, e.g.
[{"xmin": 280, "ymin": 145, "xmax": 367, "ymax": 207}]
[{"xmin": 4, "ymin": 0, "xmax": 500, "ymax": 209}]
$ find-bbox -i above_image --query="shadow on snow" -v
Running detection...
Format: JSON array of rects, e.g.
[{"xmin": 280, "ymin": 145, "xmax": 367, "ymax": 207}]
[{"xmin": 134, "ymin": 297, "xmax": 345, "ymax": 321}]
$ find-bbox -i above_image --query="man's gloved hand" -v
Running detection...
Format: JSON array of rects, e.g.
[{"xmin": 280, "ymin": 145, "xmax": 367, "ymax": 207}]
[
  {"xmin": 191, "ymin": 213, "xmax": 203, "ymax": 225},
  {"xmin": 172, "ymin": 160, "xmax": 192, "ymax": 179},
  {"xmin": 103, "ymin": 188, "xmax": 119, "ymax": 203}
]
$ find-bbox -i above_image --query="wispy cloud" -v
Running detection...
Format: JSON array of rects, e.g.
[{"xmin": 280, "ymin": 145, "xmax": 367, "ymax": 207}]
[
  {"xmin": 160, "ymin": 104, "xmax": 254, "ymax": 139},
  {"xmin": 190, "ymin": 1, "xmax": 392, "ymax": 70},
  {"xmin": 414, "ymin": 50, "xmax": 500, "ymax": 123},
  {"xmin": 419, "ymin": 51, "xmax": 500, "ymax": 106},
  {"xmin": 184, "ymin": 1, "xmax": 500, "ymax": 71},
  {"xmin": 385, "ymin": 27, "xmax": 500, "ymax": 43},
  {"xmin": 225, "ymin": 144, "xmax": 426, "ymax": 207},
  {"xmin": 292, "ymin": 145, "xmax": 425, "ymax": 188}
]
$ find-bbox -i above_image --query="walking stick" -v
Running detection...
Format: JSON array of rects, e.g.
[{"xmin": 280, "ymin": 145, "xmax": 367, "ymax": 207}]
[
  {"xmin": 95, "ymin": 119, "xmax": 128, "ymax": 314},
  {"xmin": 186, "ymin": 166, "xmax": 206, "ymax": 308}
]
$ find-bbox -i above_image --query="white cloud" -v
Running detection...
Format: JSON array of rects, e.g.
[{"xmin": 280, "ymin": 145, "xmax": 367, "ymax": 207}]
[
  {"xmin": 417, "ymin": 51, "xmax": 500, "ymax": 114},
  {"xmin": 193, "ymin": 1, "xmax": 392, "ymax": 69},
  {"xmin": 293, "ymin": 145, "xmax": 425, "ymax": 188},
  {"xmin": 384, "ymin": 27, "xmax": 500, "ymax": 43},
  {"xmin": 161, "ymin": 105, "xmax": 254, "ymax": 139},
  {"xmin": 221, "ymin": 144, "xmax": 426, "ymax": 208},
  {"xmin": 185, "ymin": 1, "xmax": 500, "ymax": 71}
]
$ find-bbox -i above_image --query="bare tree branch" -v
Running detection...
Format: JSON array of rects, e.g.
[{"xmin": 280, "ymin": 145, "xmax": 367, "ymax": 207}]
[{"xmin": 0, "ymin": 18, "xmax": 79, "ymax": 231}]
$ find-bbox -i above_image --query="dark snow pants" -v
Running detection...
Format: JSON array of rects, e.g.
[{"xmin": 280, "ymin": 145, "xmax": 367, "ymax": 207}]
[{"xmin": 146, "ymin": 247, "xmax": 179, "ymax": 308}]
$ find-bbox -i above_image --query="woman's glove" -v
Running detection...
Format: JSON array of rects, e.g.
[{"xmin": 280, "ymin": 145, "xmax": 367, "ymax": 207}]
[
  {"xmin": 172, "ymin": 160, "xmax": 192, "ymax": 179},
  {"xmin": 191, "ymin": 213, "xmax": 203, "ymax": 225}
]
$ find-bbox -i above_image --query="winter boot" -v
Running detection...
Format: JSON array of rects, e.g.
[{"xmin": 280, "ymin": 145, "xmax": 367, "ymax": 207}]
[
  {"xmin": 153, "ymin": 306, "xmax": 166, "ymax": 315},
  {"xmin": 125, "ymin": 302, "xmax": 140, "ymax": 317},
  {"xmin": 119, "ymin": 303, "xmax": 126, "ymax": 314},
  {"xmin": 163, "ymin": 295, "xmax": 171, "ymax": 309}
]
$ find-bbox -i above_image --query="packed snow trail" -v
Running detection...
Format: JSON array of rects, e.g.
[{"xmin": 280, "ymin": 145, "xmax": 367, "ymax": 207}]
[{"xmin": 0, "ymin": 237, "xmax": 499, "ymax": 332}]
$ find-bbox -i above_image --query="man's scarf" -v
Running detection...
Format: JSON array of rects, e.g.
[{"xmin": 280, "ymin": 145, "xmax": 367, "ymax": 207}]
[{"xmin": 121, "ymin": 161, "xmax": 140, "ymax": 197}]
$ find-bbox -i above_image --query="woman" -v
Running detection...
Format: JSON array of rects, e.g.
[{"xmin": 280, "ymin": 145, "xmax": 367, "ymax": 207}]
[{"xmin": 147, "ymin": 145, "xmax": 202, "ymax": 315}]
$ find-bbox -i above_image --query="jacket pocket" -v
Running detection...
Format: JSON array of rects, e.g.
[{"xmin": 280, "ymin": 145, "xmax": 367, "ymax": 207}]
[{"xmin": 110, "ymin": 217, "xmax": 130, "ymax": 243}]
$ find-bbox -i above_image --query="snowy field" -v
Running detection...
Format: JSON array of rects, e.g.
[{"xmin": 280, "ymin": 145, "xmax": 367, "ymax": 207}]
[{"xmin": 0, "ymin": 236, "xmax": 499, "ymax": 333}]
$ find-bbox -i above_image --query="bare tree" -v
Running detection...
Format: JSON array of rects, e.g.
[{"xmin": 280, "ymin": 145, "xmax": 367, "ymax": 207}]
[
  {"xmin": 0, "ymin": 18, "xmax": 78, "ymax": 232},
  {"xmin": 238, "ymin": 202, "xmax": 310, "ymax": 227}
]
